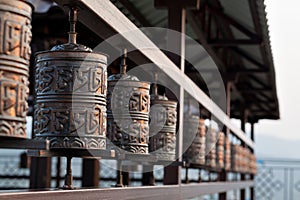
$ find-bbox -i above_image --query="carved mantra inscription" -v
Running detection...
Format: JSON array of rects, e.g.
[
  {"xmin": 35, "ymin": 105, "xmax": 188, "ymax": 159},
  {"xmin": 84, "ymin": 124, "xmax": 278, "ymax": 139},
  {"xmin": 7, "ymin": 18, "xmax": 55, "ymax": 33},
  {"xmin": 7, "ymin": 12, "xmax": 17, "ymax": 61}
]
[
  {"xmin": 35, "ymin": 62, "xmax": 107, "ymax": 95},
  {"xmin": 0, "ymin": 19, "xmax": 32, "ymax": 60},
  {"xmin": 183, "ymin": 118, "xmax": 206, "ymax": 165},
  {"xmin": 107, "ymin": 82, "xmax": 150, "ymax": 154},
  {"xmin": 149, "ymin": 100, "xmax": 177, "ymax": 161},
  {"xmin": 0, "ymin": 2, "xmax": 32, "ymax": 138}
]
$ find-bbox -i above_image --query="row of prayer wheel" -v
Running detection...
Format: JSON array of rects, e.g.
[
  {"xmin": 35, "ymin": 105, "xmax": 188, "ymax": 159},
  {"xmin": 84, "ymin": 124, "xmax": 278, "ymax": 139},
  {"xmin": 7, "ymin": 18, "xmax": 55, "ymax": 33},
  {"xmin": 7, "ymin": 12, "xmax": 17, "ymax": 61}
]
[
  {"xmin": 231, "ymin": 144, "xmax": 257, "ymax": 174},
  {"xmin": 183, "ymin": 115, "xmax": 256, "ymax": 174},
  {"xmin": 0, "ymin": 1, "xmax": 257, "ymax": 172},
  {"xmin": 0, "ymin": 2, "xmax": 178, "ymax": 159}
]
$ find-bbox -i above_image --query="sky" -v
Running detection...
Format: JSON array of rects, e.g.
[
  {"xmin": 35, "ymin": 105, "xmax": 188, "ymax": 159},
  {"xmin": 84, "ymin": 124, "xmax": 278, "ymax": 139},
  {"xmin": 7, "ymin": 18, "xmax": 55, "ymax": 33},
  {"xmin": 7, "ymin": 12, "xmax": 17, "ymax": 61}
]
[{"xmin": 255, "ymin": 0, "xmax": 300, "ymax": 158}]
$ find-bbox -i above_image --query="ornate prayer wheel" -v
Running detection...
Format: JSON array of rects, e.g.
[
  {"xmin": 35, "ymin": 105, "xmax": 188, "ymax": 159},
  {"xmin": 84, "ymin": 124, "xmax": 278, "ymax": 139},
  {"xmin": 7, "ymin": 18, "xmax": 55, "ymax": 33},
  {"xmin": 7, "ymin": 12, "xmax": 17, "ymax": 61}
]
[
  {"xmin": 216, "ymin": 131, "xmax": 225, "ymax": 168},
  {"xmin": 183, "ymin": 118, "xmax": 206, "ymax": 165},
  {"xmin": 107, "ymin": 49, "xmax": 150, "ymax": 154},
  {"xmin": 205, "ymin": 125, "xmax": 217, "ymax": 168},
  {"xmin": 149, "ymin": 91, "xmax": 177, "ymax": 160},
  {"xmin": 225, "ymin": 135, "xmax": 231, "ymax": 170},
  {"xmin": 0, "ymin": 0, "xmax": 32, "ymax": 138},
  {"xmin": 183, "ymin": 115, "xmax": 200, "ymax": 164},
  {"xmin": 34, "ymin": 8, "xmax": 107, "ymax": 149}
]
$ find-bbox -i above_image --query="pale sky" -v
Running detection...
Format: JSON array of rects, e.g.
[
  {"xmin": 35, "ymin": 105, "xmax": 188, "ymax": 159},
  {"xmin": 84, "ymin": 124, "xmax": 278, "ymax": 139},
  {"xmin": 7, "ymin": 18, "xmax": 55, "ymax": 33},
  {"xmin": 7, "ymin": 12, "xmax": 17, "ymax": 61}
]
[{"xmin": 255, "ymin": 0, "xmax": 300, "ymax": 157}]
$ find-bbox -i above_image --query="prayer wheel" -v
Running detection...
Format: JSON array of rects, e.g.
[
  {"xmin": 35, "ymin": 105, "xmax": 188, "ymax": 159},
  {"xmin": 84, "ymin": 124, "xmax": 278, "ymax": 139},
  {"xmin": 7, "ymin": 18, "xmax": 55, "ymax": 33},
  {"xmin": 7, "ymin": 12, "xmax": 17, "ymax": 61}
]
[
  {"xmin": 225, "ymin": 135, "xmax": 231, "ymax": 170},
  {"xmin": 205, "ymin": 126, "xmax": 217, "ymax": 168},
  {"xmin": 0, "ymin": 0, "xmax": 32, "ymax": 138},
  {"xmin": 183, "ymin": 118, "xmax": 206, "ymax": 165},
  {"xmin": 183, "ymin": 115, "xmax": 200, "ymax": 164},
  {"xmin": 216, "ymin": 131, "xmax": 225, "ymax": 169},
  {"xmin": 34, "ymin": 8, "xmax": 107, "ymax": 149},
  {"xmin": 149, "ymin": 92, "xmax": 177, "ymax": 160},
  {"xmin": 107, "ymin": 49, "xmax": 150, "ymax": 154}
]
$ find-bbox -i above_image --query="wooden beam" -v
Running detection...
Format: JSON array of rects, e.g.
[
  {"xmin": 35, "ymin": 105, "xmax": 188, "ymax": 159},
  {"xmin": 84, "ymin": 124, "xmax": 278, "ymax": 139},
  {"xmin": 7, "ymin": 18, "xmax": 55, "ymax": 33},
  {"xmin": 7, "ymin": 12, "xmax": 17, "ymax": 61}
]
[
  {"xmin": 117, "ymin": 0, "xmax": 152, "ymax": 27},
  {"xmin": 208, "ymin": 6, "xmax": 260, "ymax": 40},
  {"xmin": 155, "ymin": 0, "xmax": 200, "ymax": 9},
  {"xmin": 0, "ymin": 181, "xmax": 255, "ymax": 200},
  {"xmin": 230, "ymin": 47, "xmax": 266, "ymax": 69},
  {"xmin": 208, "ymin": 38, "xmax": 262, "ymax": 46},
  {"xmin": 187, "ymin": 10, "xmax": 225, "ymax": 72}
]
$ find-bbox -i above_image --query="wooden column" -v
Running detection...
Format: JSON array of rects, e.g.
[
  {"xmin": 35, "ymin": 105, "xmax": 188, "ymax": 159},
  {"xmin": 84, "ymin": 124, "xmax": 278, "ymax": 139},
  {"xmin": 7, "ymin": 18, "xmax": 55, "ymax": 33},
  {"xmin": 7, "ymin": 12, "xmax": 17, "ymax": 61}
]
[
  {"xmin": 240, "ymin": 110, "xmax": 248, "ymax": 200},
  {"xmin": 30, "ymin": 117, "xmax": 51, "ymax": 189},
  {"xmin": 142, "ymin": 165, "xmax": 155, "ymax": 186},
  {"xmin": 82, "ymin": 159, "xmax": 100, "ymax": 187},
  {"xmin": 250, "ymin": 122, "xmax": 255, "ymax": 200},
  {"xmin": 30, "ymin": 157, "xmax": 51, "ymax": 189},
  {"xmin": 155, "ymin": 0, "xmax": 198, "ymax": 185}
]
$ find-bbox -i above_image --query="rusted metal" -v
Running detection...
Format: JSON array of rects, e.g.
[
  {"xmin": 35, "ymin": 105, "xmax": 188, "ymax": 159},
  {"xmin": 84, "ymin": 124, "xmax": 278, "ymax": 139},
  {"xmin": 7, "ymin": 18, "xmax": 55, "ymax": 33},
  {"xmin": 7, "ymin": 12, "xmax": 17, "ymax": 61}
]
[
  {"xmin": 149, "ymin": 80, "xmax": 177, "ymax": 161},
  {"xmin": 34, "ymin": 7, "xmax": 107, "ymax": 150},
  {"xmin": 205, "ymin": 125, "xmax": 217, "ymax": 168},
  {"xmin": 217, "ymin": 131, "xmax": 225, "ymax": 168},
  {"xmin": 0, "ymin": 0, "xmax": 32, "ymax": 138},
  {"xmin": 107, "ymin": 49, "xmax": 150, "ymax": 154},
  {"xmin": 183, "ymin": 118, "xmax": 206, "ymax": 165},
  {"xmin": 225, "ymin": 135, "xmax": 231, "ymax": 170}
]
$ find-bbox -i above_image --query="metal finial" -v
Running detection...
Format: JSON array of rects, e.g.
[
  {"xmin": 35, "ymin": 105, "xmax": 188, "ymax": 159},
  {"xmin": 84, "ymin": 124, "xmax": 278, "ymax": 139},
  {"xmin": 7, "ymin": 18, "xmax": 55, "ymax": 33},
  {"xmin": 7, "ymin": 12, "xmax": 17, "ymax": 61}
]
[
  {"xmin": 68, "ymin": 7, "xmax": 78, "ymax": 44},
  {"xmin": 120, "ymin": 49, "xmax": 127, "ymax": 75}
]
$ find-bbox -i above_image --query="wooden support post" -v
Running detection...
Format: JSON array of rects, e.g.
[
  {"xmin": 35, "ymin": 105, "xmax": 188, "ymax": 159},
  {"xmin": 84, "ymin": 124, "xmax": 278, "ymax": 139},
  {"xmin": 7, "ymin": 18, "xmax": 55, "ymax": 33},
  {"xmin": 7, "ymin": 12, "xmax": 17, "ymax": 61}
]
[
  {"xmin": 219, "ymin": 81, "xmax": 231, "ymax": 200},
  {"xmin": 250, "ymin": 122, "xmax": 255, "ymax": 200},
  {"xmin": 154, "ymin": 0, "xmax": 190, "ymax": 185},
  {"xmin": 29, "ymin": 157, "xmax": 51, "ymax": 189},
  {"xmin": 240, "ymin": 110, "xmax": 248, "ymax": 200},
  {"xmin": 142, "ymin": 165, "xmax": 155, "ymax": 186},
  {"xmin": 82, "ymin": 159, "xmax": 100, "ymax": 187}
]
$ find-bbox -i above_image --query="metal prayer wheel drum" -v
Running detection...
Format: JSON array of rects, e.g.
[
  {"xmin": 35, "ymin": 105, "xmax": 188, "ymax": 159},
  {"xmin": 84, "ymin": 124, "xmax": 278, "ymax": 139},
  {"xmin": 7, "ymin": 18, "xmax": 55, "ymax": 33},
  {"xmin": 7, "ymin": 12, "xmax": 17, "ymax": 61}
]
[
  {"xmin": 0, "ymin": 0, "xmax": 32, "ymax": 138},
  {"xmin": 34, "ymin": 51, "xmax": 107, "ymax": 149},
  {"xmin": 149, "ymin": 95, "xmax": 177, "ymax": 160},
  {"xmin": 183, "ymin": 115, "xmax": 200, "ymax": 164},
  {"xmin": 216, "ymin": 131, "xmax": 225, "ymax": 169},
  {"xmin": 205, "ymin": 126, "xmax": 217, "ymax": 168},
  {"xmin": 183, "ymin": 118, "xmax": 206, "ymax": 165},
  {"xmin": 107, "ymin": 79, "xmax": 150, "ymax": 153},
  {"xmin": 225, "ymin": 135, "xmax": 231, "ymax": 170}
]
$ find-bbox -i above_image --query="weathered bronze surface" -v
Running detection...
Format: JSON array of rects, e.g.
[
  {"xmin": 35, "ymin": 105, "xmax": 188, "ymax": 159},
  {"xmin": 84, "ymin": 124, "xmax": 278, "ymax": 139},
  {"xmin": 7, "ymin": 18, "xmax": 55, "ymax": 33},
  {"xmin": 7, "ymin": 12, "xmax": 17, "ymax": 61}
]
[
  {"xmin": 205, "ymin": 126, "xmax": 217, "ymax": 168},
  {"xmin": 107, "ymin": 50, "xmax": 150, "ymax": 154},
  {"xmin": 183, "ymin": 118, "xmax": 206, "ymax": 165},
  {"xmin": 216, "ymin": 131, "xmax": 225, "ymax": 168},
  {"xmin": 225, "ymin": 135, "xmax": 231, "ymax": 170},
  {"xmin": 0, "ymin": 0, "xmax": 32, "ymax": 138},
  {"xmin": 149, "ymin": 95, "xmax": 177, "ymax": 161},
  {"xmin": 183, "ymin": 115, "xmax": 200, "ymax": 164},
  {"xmin": 34, "ymin": 8, "xmax": 107, "ymax": 149}
]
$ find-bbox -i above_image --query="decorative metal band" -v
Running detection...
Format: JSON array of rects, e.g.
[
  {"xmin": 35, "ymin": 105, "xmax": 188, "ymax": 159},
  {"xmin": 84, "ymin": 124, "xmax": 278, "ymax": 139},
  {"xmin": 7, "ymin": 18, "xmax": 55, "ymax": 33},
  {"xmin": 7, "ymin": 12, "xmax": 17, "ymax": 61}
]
[
  {"xmin": 0, "ymin": 0, "xmax": 32, "ymax": 138},
  {"xmin": 149, "ymin": 99, "xmax": 177, "ymax": 161},
  {"xmin": 107, "ymin": 80, "xmax": 150, "ymax": 154},
  {"xmin": 34, "ymin": 52, "xmax": 107, "ymax": 149},
  {"xmin": 205, "ymin": 126, "xmax": 217, "ymax": 168}
]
